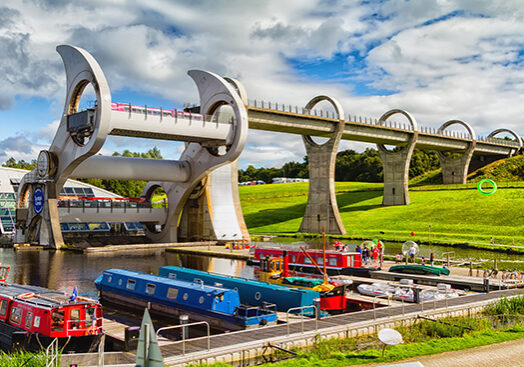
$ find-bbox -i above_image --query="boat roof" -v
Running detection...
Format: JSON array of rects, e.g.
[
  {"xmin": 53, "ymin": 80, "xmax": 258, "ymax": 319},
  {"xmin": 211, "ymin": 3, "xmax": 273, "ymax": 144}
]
[
  {"xmin": 256, "ymin": 247, "xmax": 359, "ymax": 255},
  {"xmin": 103, "ymin": 269, "xmax": 234, "ymax": 295},
  {"xmin": 0, "ymin": 282, "xmax": 96, "ymax": 308}
]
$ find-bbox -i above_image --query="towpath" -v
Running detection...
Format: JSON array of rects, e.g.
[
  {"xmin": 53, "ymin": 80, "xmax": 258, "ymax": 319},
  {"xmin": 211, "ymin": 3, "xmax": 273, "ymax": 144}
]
[{"xmin": 368, "ymin": 337, "xmax": 524, "ymax": 367}]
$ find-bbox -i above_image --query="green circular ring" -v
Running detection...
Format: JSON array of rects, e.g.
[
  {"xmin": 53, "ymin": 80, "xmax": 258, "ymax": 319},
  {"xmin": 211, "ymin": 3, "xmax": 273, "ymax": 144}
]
[{"xmin": 477, "ymin": 179, "xmax": 497, "ymax": 195}]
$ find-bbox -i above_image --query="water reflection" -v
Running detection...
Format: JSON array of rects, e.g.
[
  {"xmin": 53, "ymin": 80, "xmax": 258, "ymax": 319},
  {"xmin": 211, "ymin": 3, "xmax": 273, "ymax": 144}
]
[
  {"xmin": 0, "ymin": 238, "xmax": 520, "ymax": 299},
  {"xmin": 0, "ymin": 249, "xmax": 252, "ymax": 299}
]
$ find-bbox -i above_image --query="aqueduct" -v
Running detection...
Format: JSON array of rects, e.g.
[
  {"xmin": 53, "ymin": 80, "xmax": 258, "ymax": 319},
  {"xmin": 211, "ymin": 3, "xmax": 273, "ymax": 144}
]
[{"xmin": 13, "ymin": 45, "xmax": 522, "ymax": 246}]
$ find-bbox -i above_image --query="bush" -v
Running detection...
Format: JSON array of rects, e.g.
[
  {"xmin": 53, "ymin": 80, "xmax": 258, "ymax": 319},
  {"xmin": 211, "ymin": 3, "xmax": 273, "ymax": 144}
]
[{"xmin": 484, "ymin": 295, "xmax": 524, "ymax": 316}]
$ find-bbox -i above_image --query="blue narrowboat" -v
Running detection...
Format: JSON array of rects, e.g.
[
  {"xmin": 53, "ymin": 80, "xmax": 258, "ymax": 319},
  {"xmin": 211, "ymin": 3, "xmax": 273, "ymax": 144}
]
[
  {"xmin": 94, "ymin": 269, "xmax": 277, "ymax": 331},
  {"xmin": 158, "ymin": 266, "xmax": 320, "ymax": 312}
]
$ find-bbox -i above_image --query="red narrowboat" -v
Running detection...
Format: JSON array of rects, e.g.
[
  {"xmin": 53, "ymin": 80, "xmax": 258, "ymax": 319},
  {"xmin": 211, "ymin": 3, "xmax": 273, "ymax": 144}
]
[
  {"xmin": 0, "ymin": 266, "xmax": 103, "ymax": 352},
  {"xmin": 251, "ymin": 247, "xmax": 379, "ymax": 276}
]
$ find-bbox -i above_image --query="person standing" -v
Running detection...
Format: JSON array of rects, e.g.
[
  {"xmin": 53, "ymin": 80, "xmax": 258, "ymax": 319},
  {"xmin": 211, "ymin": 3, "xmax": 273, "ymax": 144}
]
[
  {"xmin": 430, "ymin": 252, "xmax": 435, "ymax": 267},
  {"xmin": 409, "ymin": 244, "xmax": 417, "ymax": 263},
  {"xmin": 362, "ymin": 244, "xmax": 369, "ymax": 265}
]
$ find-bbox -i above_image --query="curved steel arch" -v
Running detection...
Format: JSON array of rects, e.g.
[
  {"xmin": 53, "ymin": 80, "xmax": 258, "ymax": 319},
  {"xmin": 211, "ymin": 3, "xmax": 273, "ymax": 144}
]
[
  {"xmin": 487, "ymin": 128, "xmax": 523, "ymax": 149},
  {"xmin": 377, "ymin": 109, "xmax": 418, "ymax": 154},
  {"xmin": 302, "ymin": 95, "xmax": 345, "ymax": 147},
  {"xmin": 438, "ymin": 119, "xmax": 476, "ymax": 140},
  {"xmin": 143, "ymin": 70, "xmax": 249, "ymax": 243}
]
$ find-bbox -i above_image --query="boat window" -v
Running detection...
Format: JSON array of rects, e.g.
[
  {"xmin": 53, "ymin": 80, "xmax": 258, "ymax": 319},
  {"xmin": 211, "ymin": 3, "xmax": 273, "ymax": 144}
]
[
  {"xmin": 168, "ymin": 273, "xmax": 176, "ymax": 279},
  {"xmin": 126, "ymin": 279, "xmax": 136, "ymax": 290},
  {"xmin": 107, "ymin": 276, "xmax": 112, "ymax": 283},
  {"xmin": 199, "ymin": 296, "xmax": 204, "ymax": 304},
  {"xmin": 167, "ymin": 288, "xmax": 178, "ymax": 300},
  {"xmin": 25, "ymin": 312, "xmax": 33, "ymax": 329},
  {"xmin": 183, "ymin": 293, "xmax": 188, "ymax": 301},
  {"xmin": 85, "ymin": 308, "xmax": 94, "ymax": 328},
  {"xmin": 304, "ymin": 257, "xmax": 312, "ymax": 264},
  {"xmin": 328, "ymin": 258, "xmax": 338, "ymax": 266},
  {"xmin": 10, "ymin": 307, "xmax": 22, "ymax": 324},
  {"xmin": 118, "ymin": 279, "xmax": 123, "ymax": 286},
  {"xmin": 51, "ymin": 310, "xmax": 65, "ymax": 332},
  {"xmin": 145, "ymin": 283, "xmax": 156, "ymax": 295},
  {"xmin": 0, "ymin": 299, "xmax": 7, "ymax": 316},
  {"xmin": 291, "ymin": 256, "xmax": 296, "ymax": 263},
  {"xmin": 255, "ymin": 292, "xmax": 261, "ymax": 300},
  {"xmin": 347, "ymin": 255, "xmax": 354, "ymax": 267},
  {"xmin": 70, "ymin": 309, "xmax": 80, "ymax": 330},
  {"xmin": 317, "ymin": 257, "xmax": 323, "ymax": 265}
]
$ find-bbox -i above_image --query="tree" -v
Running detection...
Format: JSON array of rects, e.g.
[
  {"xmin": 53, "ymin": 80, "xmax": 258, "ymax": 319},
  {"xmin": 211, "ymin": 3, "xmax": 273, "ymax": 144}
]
[{"xmin": 2, "ymin": 157, "xmax": 37, "ymax": 170}]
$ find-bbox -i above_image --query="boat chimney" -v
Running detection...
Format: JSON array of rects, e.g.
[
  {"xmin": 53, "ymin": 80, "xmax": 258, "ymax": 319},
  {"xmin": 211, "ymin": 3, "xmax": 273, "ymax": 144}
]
[{"xmin": 282, "ymin": 250, "xmax": 290, "ymax": 278}]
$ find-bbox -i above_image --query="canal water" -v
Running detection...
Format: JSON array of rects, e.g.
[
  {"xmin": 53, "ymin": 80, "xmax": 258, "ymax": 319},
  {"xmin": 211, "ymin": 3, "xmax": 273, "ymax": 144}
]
[{"xmin": 0, "ymin": 239, "xmax": 520, "ymax": 298}]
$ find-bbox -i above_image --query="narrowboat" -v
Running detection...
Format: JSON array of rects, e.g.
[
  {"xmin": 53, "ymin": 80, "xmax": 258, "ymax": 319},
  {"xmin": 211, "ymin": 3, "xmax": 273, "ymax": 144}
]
[
  {"xmin": 250, "ymin": 247, "xmax": 378, "ymax": 276},
  {"xmin": 388, "ymin": 264, "xmax": 450, "ymax": 276},
  {"xmin": 0, "ymin": 266, "xmax": 103, "ymax": 352},
  {"xmin": 95, "ymin": 269, "xmax": 278, "ymax": 331},
  {"xmin": 158, "ymin": 266, "xmax": 320, "ymax": 312}
]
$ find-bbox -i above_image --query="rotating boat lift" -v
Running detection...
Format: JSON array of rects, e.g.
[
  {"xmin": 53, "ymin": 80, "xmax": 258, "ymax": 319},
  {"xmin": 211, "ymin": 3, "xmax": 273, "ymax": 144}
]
[
  {"xmin": 13, "ymin": 45, "xmax": 523, "ymax": 247},
  {"xmin": 15, "ymin": 45, "xmax": 249, "ymax": 248}
]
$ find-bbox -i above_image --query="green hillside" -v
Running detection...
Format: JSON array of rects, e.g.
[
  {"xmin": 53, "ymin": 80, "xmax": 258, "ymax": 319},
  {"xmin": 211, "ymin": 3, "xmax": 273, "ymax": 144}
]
[
  {"xmin": 239, "ymin": 181, "xmax": 524, "ymax": 247},
  {"xmin": 468, "ymin": 154, "xmax": 524, "ymax": 181}
]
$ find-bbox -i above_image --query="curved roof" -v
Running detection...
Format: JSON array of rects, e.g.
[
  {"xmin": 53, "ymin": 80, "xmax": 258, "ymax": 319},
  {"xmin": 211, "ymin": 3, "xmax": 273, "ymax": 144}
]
[{"xmin": 0, "ymin": 167, "xmax": 121, "ymax": 198}]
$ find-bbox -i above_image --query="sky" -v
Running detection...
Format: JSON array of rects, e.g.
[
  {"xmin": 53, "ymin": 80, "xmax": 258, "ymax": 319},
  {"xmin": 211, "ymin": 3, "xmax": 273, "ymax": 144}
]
[{"xmin": 0, "ymin": 0, "xmax": 523, "ymax": 169}]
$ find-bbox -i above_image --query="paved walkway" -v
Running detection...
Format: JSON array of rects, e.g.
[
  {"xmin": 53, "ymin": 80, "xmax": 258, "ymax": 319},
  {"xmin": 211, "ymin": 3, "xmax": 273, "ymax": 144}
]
[{"xmin": 370, "ymin": 338, "xmax": 524, "ymax": 367}]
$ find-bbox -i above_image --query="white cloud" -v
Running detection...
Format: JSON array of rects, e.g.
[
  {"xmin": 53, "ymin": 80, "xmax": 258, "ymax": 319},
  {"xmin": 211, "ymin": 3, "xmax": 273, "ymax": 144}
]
[{"xmin": 0, "ymin": 0, "xmax": 522, "ymax": 169}]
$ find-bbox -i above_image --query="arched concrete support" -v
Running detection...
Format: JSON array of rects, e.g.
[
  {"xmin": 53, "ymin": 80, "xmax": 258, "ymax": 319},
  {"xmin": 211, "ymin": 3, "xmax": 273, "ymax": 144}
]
[
  {"xmin": 437, "ymin": 120, "xmax": 476, "ymax": 184},
  {"xmin": 299, "ymin": 96, "xmax": 346, "ymax": 235},
  {"xmin": 16, "ymin": 45, "xmax": 113, "ymax": 248},
  {"xmin": 377, "ymin": 109, "xmax": 419, "ymax": 206},
  {"xmin": 178, "ymin": 160, "xmax": 249, "ymax": 242},
  {"xmin": 143, "ymin": 70, "xmax": 249, "ymax": 243},
  {"xmin": 487, "ymin": 128, "xmax": 523, "ymax": 156}
]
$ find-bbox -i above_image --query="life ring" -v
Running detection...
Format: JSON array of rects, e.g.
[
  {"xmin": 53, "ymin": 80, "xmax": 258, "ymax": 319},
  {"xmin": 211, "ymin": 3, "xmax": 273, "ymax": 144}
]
[
  {"xmin": 86, "ymin": 325, "xmax": 97, "ymax": 335},
  {"xmin": 477, "ymin": 179, "xmax": 497, "ymax": 195}
]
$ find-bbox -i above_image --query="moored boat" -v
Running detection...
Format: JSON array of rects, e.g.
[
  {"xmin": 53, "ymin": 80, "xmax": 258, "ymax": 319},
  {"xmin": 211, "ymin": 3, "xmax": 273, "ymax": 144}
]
[
  {"xmin": 95, "ymin": 269, "xmax": 278, "ymax": 331},
  {"xmin": 357, "ymin": 280, "xmax": 462, "ymax": 302},
  {"xmin": 388, "ymin": 264, "xmax": 450, "ymax": 276},
  {"xmin": 158, "ymin": 266, "xmax": 320, "ymax": 312},
  {"xmin": 0, "ymin": 265, "xmax": 103, "ymax": 352},
  {"xmin": 251, "ymin": 247, "xmax": 378, "ymax": 276}
]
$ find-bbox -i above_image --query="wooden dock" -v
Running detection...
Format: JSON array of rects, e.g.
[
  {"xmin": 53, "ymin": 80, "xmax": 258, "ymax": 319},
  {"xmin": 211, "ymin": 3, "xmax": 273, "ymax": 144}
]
[
  {"xmin": 369, "ymin": 270, "xmax": 522, "ymax": 291},
  {"xmin": 157, "ymin": 288, "xmax": 524, "ymax": 366},
  {"xmin": 165, "ymin": 245, "xmax": 251, "ymax": 260},
  {"xmin": 93, "ymin": 288, "xmax": 524, "ymax": 367}
]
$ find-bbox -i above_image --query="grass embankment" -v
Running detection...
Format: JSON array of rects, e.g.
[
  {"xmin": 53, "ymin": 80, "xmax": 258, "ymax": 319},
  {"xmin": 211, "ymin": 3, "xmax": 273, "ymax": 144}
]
[
  {"xmin": 0, "ymin": 351, "xmax": 50, "ymax": 366},
  {"xmin": 196, "ymin": 296, "xmax": 524, "ymax": 367},
  {"xmin": 239, "ymin": 182, "xmax": 524, "ymax": 251}
]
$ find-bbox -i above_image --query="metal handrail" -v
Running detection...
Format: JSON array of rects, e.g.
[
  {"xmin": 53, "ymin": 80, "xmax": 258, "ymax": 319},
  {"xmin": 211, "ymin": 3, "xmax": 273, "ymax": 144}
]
[
  {"xmin": 286, "ymin": 305, "xmax": 318, "ymax": 336},
  {"xmin": 45, "ymin": 337, "xmax": 59, "ymax": 367},
  {"xmin": 156, "ymin": 321, "xmax": 210, "ymax": 356}
]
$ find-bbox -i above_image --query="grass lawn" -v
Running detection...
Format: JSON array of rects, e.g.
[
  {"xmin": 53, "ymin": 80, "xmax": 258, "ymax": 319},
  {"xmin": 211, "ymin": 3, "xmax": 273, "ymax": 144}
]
[{"xmin": 239, "ymin": 182, "xmax": 524, "ymax": 247}]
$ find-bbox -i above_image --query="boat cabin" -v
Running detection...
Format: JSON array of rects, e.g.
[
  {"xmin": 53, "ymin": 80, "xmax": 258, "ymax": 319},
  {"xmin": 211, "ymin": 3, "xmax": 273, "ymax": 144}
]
[
  {"xmin": 254, "ymin": 247, "xmax": 362, "ymax": 270},
  {"xmin": 0, "ymin": 284, "xmax": 102, "ymax": 338}
]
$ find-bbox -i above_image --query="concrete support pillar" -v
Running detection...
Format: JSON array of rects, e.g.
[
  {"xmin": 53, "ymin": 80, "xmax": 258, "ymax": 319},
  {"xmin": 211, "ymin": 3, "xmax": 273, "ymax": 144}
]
[
  {"xmin": 438, "ymin": 151, "xmax": 474, "ymax": 184},
  {"xmin": 299, "ymin": 96, "xmax": 345, "ymax": 235},
  {"xmin": 377, "ymin": 110, "xmax": 418, "ymax": 206},
  {"xmin": 178, "ymin": 160, "xmax": 250, "ymax": 242},
  {"xmin": 437, "ymin": 120, "xmax": 476, "ymax": 185}
]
